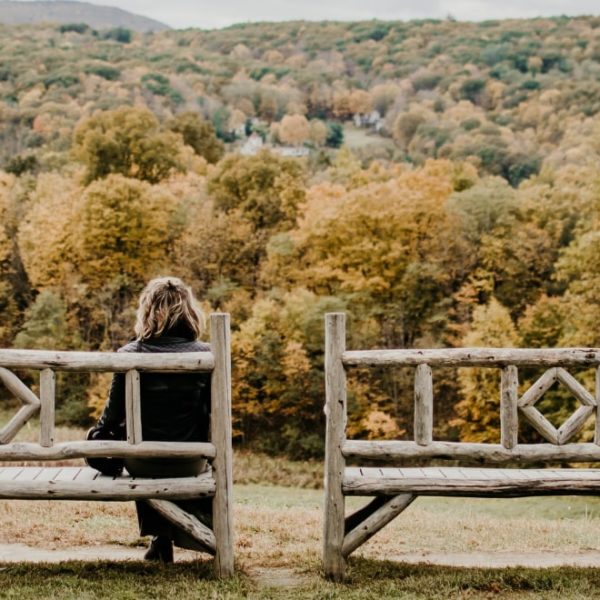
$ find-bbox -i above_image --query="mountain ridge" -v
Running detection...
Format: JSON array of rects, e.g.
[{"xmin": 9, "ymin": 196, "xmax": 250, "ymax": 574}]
[{"xmin": 0, "ymin": 0, "xmax": 169, "ymax": 32}]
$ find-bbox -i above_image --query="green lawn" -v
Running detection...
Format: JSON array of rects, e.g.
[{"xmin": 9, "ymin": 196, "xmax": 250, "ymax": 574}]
[{"xmin": 2, "ymin": 561, "xmax": 600, "ymax": 599}]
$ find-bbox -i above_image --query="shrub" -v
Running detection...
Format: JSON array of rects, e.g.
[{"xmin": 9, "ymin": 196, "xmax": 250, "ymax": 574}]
[
  {"xmin": 4, "ymin": 155, "xmax": 38, "ymax": 176},
  {"xmin": 459, "ymin": 78, "xmax": 486, "ymax": 102},
  {"xmin": 461, "ymin": 118, "xmax": 481, "ymax": 131},
  {"xmin": 102, "ymin": 27, "xmax": 132, "ymax": 43},
  {"xmin": 59, "ymin": 23, "xmax": 89, "ymax": 34},
  {"xmin": 412, "ymin": 73, "xmax": 442, "ymax": 91},
  {"xmin": 84, "ymin": 64, "xmax": 121, "ymax": 80},
  {"xmin": 325, "ymin": 122, "xmax": 344, "ymax": 148}
]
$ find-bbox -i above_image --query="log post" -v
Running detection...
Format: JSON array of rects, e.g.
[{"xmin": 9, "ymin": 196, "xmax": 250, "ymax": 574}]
[
  {"xmin": 39, "ymin": 368, "xmax": 55, "ymax": 447},
  {"xmin": 501, "ymin": 366, "xmax": 518, "ymax": 449},
  {"xmin": 210, "ymin": 313, "xmax": 234, "ymax": 578},
  {"xmin": 595, "ymin": 367, "xmax": 600, "ymax": 446},
  {"xmin": 414, "ymin": 364, "xmax": 433, "ymax": 446},
  {"xmin": 125, "ymin": 369, "xmax": 142, "ymax": 444},
  {"xmin": 323, "ymin": 313, "xmax": 347, "ymax": 581}
]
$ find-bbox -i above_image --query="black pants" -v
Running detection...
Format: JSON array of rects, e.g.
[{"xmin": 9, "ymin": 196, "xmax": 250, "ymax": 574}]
[{"xmin": 125, "ymin": 457, "xmax": 212, "ymax": 551}]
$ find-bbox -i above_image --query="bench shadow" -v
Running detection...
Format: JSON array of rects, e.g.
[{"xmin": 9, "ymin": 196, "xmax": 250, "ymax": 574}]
[
  {"xmin": 0, "ymin": 560, "xmax": 248, "ymax": 599},
  {"xmin": 342, "ymin": 557, "xmax": 600, "ymax": 597}
]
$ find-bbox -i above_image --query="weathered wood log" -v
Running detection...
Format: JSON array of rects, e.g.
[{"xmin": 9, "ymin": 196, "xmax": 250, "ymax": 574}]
[
  {"xmin": 520, "ymin": 406, "xmax": 559, "ymax": 444},
  {"xmin": 557, "ymin": 405, "xmax": 594, "ymax": 445},
  {"xmin": 414, "ymin": 364, "xmax": 433, "ymax": 446},
  {"xmin": 342, "ymin": 470, "xmax": 600, "ymax": 497},
  {"xmin": 501, "ymin": 366, "xmax": 518, "ymax": 449},
  {"xmin": 596, "ymin": 367, "xmax": 600, "ymax": 446},
  {"xmin": 323, "ymin": 313, "xmax": 347, "ymax": 582},
  {"xmin": 342, "ymin": 440, "xmax": 600, "ymax": 463},
  {"xmin": 343, "ymin": 348, "xmax": 600, "ymax": 368},
  {"xmin": 0, "ymin": 367, "xmax": 40, "ymax": 406},
  {"xmin": 555, "ymin": 368, "xmax": 596, "ymax": 406},
  {"xmin": 147, "ymin": 499, "xmax": 216, "ymax": 555},
  {"xmin": 518, "ymin": 368, "xmax": 557, "ymax": 408},
  {"xmin": 125, "ymin": 369, "xmax": 142, "ymax": 445},
  {"xmin": 0, "ymin": 441, "xmax": 216, "ymax": 460},
  {"xmin": 0, "ymin": 474, "xmax": 216, "ymax": 500},
  {"xmin": 342, "ymin": 494, "xmax": 415, "ymax": 557},
  {"xmin": 0, "ymin": 350, "xmax": 214, "ymax": 372},
  {"xmin": 39, "ymin": 368, "xmax": 55, "ymax": 448},
  {"xmin": 344, "ymin": 496, "xmax": 387, "ymax": 534},
  {"xmin": 0, "ymin": 404, "xmax": 40, "ymax": 445},
  {"xmin": 210, "ymin": 313, "xmax": 234, "ymax": 579}
]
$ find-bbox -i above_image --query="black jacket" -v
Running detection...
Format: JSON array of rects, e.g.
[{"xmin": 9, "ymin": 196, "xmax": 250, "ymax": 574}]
[{"xmin": 97, "ymin": 336, "xmax": 211, "ymax": 443}]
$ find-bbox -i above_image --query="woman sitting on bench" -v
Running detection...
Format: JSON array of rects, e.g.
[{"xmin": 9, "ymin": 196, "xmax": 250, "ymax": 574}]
[{"xmin": 93, "ymin": 276, "xmax": 212, "ymax": 563}]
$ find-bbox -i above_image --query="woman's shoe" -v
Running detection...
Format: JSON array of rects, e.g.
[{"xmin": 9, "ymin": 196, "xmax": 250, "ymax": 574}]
[{"xmin": 144, "ymin": 536, "xmax": 174, "ymax": 563}]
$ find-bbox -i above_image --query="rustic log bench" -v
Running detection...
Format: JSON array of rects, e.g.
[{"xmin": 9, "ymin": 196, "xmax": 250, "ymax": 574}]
[
  {"xmin": 323, "ymin": 312, "xmax": 600, "ymax": 581},
  {"xmin": 0, "ymin": 313, "xmax": 234, "ymax": 578}
]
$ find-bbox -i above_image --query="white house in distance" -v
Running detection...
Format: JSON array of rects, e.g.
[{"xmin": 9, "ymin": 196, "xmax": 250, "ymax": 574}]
[
  {"xmin": 353, "ymin": 110, "xmax": 383, "ymax": 131},
  {"xmin": 239, "ymin": 132, "xmax": 310, "ymax": 157},
  {"xmin": 240, "ymin": 133, "xmax": 264, "ymax": 155}
]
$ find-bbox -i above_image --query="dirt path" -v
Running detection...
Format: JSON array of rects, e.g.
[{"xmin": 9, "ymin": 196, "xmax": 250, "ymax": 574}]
[{"xmin": 3, "ymin": 543, "xmax": 600, "ymax": 571}]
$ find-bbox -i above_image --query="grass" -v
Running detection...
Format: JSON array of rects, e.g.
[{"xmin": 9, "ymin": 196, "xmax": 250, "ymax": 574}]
[
  {"xmin": 4, "ymin": 409, "xmax": 600, "ymax": 596},
  {"xmin": 342, "ymin": 124, "xmax": 394, "ymax": 151},
  {"xmin": 2, "ymin": 561, "xmax": 600, "ymax": 599},
  {"xmin": 2, "ymin": 485, "xmax": 600, "ymax": 598}
]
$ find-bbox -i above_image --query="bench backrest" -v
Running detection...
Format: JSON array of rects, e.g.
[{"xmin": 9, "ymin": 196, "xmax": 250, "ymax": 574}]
[
  {"xmin": 325, "ymin": 312, "xmax": 600, "ymax": 466},
  {"xmin": 0, "ymin": 313, "xmax": 232, "ymax": 471}
]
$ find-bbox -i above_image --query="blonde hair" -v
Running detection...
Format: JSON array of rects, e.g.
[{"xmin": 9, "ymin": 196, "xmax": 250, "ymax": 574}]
[{"xmin": 134, "ymin": 277, "xmax": 204, "ymax": 341}]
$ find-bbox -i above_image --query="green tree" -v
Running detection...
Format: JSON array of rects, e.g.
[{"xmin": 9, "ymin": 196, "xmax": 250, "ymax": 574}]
[
  {"xmin": 208, "ymin": 150, "xmax": 306, "ymax": 231},
  {"xmin": 73, "ymin": 107, "xmax": 184, "ymax": 184},
  {"xmin": 166, "ymin": 112, "xmax": 224, "ymax": 164},
  {"xmin": 14, "ymin": 291, "xmax": 89, "ymax": 426}
]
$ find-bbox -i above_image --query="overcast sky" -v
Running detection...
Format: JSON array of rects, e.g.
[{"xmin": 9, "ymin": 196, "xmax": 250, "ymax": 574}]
[{"xmin": 31, "ymin": 0, "xmax": 600, "ymax": 29}]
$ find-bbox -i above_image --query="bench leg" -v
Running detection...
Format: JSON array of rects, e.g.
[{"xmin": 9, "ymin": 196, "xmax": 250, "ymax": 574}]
[
  {"xmin": 323, "ymin": 313, "xmax": 347, "ymax": 581},
  {"xmin": 211, "ymin": 314, "xmax": 235, "ymax": 578},
  {"xmin": 342, "ymin": 494, "xmax": 416, "ymax": 558},
  {"xmin": 324, "ymin": 484, "xmax": 346, "ymax": 581}
]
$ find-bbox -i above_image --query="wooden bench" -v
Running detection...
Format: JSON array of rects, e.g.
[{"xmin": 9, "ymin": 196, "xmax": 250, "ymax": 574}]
[
  {"xmin": 323, "ymin": 312, "xmax": 600, "ymax": 581},
  {"xmin": 0, "ymin": 313, "xmax": 234, "ymax": 578}
]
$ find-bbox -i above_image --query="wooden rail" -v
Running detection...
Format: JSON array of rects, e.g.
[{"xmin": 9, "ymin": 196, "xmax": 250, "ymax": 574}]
[
  {"xmin": 322, "ymin": 312, "xmax": 600, "ymax": 581},
  {"xmin": 0, "ymin": 313, "xmax": 234, "ymax": 578}
]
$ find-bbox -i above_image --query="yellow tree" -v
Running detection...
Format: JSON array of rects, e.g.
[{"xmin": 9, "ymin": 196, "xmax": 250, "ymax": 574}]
[
  {"xmin": 73, "ymin": 106, "xmax": 185, "ymax": 183},
  {"xmin": 208, "ymin": 150, "xmax": 306, "ymax": 232},
  {"xmin": 72, "ymin": 174, "xmax": 177, "ymax": 346},
  {"xmin": 18, "ymin": 172, "xmax": 82, "ymax": 293},
  {"xmin": 453, "ymin": 298, "xmax": 520, "ymax": 443},
  {"xmin": 309, "ymin": 120, "xmax": 328, "ymax": 146},
  {"xmin": 270, "ymin": 160, "xmax": 467, "ymax": 348},
  {"xmin": 278, "ymin": 114, "xmax": 310, "ymax": 146},
  {"xmin": 348, "ymin": 89, "xmax": 373, "ymax": 115},
  {"xmin": 231, "ymin": 288, "xmax": 345, "ymax": 457},
  {"xmin": 75, "ymin": 174, "xmax": 175, "ymax": 289}
]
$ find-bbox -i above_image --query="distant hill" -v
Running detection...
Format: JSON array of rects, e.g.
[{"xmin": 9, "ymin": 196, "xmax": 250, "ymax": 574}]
[{"xmin": 0, "ymin": 0, "xmax": 169, "ymax": 32}]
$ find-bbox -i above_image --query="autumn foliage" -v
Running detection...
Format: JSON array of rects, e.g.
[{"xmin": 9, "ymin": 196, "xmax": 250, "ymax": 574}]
[{"xmin": 2, "ymin": 18, "xmax": 600, "ymax": 455}]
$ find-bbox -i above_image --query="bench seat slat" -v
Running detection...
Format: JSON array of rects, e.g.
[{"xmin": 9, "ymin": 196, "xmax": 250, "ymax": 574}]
[
  {"xmin": 33, "ymin": 467, "xmax": 62, "ymax": 481},
  {"xmin": 0, "ymin": 467, "xmax": 23, "ymax": 481},
  {"xmin": 14, "ymin": 467, "xmax": 43, "ymax": 481},
  {"xmin": 53, "ymin": 467, "xmax": 82, "ymax": 482},
  {"xmin": 343, "ymin": 467, "xmax": 600, "ymax": 497},
  {"xmin": 0, "ymin": 466, "xmax": 215, "ymax": 500}
]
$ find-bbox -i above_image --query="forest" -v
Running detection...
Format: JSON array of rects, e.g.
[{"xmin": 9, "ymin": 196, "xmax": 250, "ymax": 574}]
[{"xmin": 0, "ymin": 17, "xmax": 599, "ymax": 457}]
